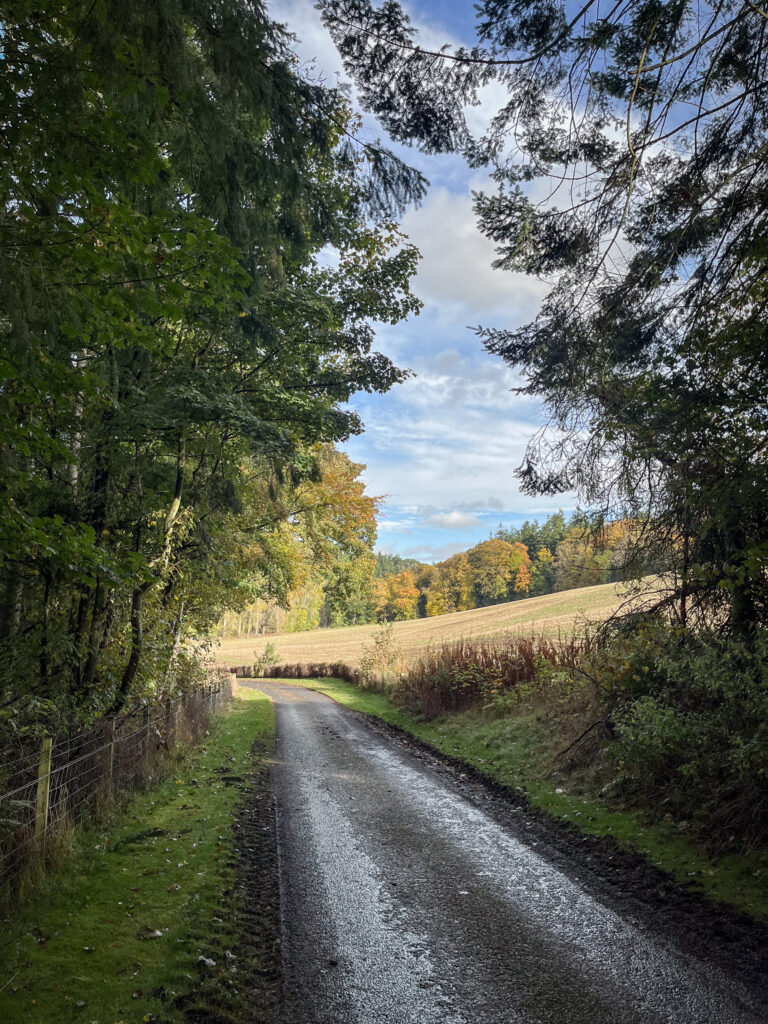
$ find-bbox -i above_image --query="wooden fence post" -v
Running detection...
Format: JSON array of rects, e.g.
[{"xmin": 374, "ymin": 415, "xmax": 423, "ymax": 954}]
[{"xmin": 35, "ymin": 735, "xmax": 53, "ymax": 843}]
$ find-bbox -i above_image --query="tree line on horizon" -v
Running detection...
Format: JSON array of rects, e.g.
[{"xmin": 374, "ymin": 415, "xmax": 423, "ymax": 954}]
[
  {"xmin": 221, "ymin": 511, "xmax": 639, "ymax": 635},
  {"xmin": 372, "ymin": 514, "xmax": 635, "ymax": 622}
]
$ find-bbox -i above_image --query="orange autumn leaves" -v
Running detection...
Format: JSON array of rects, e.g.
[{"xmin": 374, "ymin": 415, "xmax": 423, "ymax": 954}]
[{"xmin": 372, "ymin": 539, "xmax": 533, "ymax": 621}]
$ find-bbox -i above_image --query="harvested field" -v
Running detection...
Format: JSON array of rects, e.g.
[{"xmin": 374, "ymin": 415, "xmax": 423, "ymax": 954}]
[{"xmin": 215, "ymin": 580, "xmax": 633, "ymax": 669}]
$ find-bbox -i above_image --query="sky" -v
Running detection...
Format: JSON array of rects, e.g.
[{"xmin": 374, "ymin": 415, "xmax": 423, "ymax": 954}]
[{"xmin": 271, "ymin": 0, "xmax": 577, "ymax": 562}]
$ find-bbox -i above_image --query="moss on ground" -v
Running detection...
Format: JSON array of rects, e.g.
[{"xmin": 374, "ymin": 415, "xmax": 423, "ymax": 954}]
[
  {"xmin": 0, "ymin": 688, "xmax": 274, "ymax": 1024},
  {"xmin": 266, "ymin": 677, "xmax": 768, "ymax": 923}
]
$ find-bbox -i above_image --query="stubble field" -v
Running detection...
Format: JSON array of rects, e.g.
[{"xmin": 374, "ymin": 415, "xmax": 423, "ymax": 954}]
[{"xmin": 215, "ymin": 580, "xmax": 635, "ymax": 669}]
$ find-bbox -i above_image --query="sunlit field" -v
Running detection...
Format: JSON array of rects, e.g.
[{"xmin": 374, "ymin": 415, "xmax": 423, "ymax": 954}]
[{"xmin": 215, "ymin": 580, "xmax": 634, "ymax": 668}]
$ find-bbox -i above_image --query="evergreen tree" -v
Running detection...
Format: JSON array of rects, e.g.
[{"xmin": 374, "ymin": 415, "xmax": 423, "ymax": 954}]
[{"xmin": 320, "ymin": 0, "xmax": 768, "ymax": 632}]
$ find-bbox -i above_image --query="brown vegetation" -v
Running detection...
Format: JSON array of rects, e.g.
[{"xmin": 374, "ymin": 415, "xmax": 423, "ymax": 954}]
[{"xmin": 395, "ymin": 634, "xmax": 590, "ymax": 719}]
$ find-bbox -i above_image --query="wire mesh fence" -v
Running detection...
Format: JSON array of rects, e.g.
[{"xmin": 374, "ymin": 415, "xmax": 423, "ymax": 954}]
[{"xmin": 0, "ymin": 675, "xmax": 232, "ymax": 908}]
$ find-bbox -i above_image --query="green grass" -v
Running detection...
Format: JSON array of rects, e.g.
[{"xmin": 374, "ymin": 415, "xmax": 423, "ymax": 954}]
[
  {"xmin": 0, "ymin": 688, "xmax": 274, "ymax": 1024},
  {"xmin": 269, "ymin": 677, "xmax": 768, "ymax": 923}
]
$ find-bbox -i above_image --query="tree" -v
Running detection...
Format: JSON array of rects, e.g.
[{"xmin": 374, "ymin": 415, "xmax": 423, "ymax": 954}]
[
  {"xmin": 0, "ymin": 0, "xmax": 423, "ymax": 728},
  {"xmin": 554, "ymin": 531, "xmax": 603, "ymax": 593},
  {"xmin": 372, "ymin": 570, "xmax": 419, "ymax": 620},
  {"xmin": 467, "ymin": 539, "xmax": 531, "ymax": 605},
  {"xmin": 513, "ymin": 562, "xmax": 531, "ymax": 595},
  {"xmin": 389, "ymin": 571, "xmax": 421, "ymax": 620},
  {"xmin": 320, "ymin": 0, "xmax": 768, "ymax": 633},
  {"xmin": 530, "ymin": 547, "xmax": 556, "ymax": 597},
  {"xmin": 213, "ymin": 447, "xmax": 379, "ymax": 633},
  {"xmin": 498, "ymin": 512, "xmax": 569, "ymax": 559},
  {"xmin": 425, "ymin": 554, "xmax": 475, "ymax": 615},
  {"xmin": 374, "ymin": 553, "xmax": 422, "ymax": 577},
  {"xmin": 424, "ymin": 587, "xmax": 449, "ymax": 618},
  {"xmin": 295, "ymin": 448, "xmax": 379, "ymax": 627}
]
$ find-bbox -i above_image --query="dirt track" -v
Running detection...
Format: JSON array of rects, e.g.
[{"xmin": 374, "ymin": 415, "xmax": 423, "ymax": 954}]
[{"xmin": 249, "ymin": 681, "xmax": 768, "ymax": 1024}]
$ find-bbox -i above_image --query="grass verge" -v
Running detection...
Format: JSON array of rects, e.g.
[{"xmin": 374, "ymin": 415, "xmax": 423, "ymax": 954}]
[
  {"xmin": 0, "ymin": 687, "xmax": 275, "ymax": 1024},
  {"xmin": 264, "ymin": 677, "xmax": 768, "ymax": 923}
]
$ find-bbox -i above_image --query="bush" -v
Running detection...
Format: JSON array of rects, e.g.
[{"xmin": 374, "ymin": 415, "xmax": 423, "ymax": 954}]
[
  {"xmin": 253, "ymin": 642, "xmax": 279, "ymax": 676},
  {"xmin": 609, "ymin": 626, "xmax": 768, "ymax": 849},
  {"xmin": 358, "ymin": 622, "xmax": 405, "ymax": 691}
]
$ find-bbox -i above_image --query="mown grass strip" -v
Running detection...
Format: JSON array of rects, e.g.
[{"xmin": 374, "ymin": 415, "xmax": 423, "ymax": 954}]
[
  {"xmin": 263, "ymin": 677, "xmax": 768, "ymax": 923},
  {"xmin": 0, "ymin": 688, "xmax": 274, "ymax": 1024}
]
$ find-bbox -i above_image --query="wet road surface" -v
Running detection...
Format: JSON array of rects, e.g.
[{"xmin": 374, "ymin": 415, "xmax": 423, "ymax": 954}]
[{"xmin": 252, "ymin": 682, "xmax": 765, "ymax": 1024}]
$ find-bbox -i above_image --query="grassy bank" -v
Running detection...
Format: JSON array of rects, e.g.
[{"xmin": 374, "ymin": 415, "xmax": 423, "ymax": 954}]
[
  {"xmin": 263, "ymin": 677, "xmax": 768, "ymax": 923},
  {"xmin": 0, "ymin": 688, "xmax": 275, "ymax": 1024}
]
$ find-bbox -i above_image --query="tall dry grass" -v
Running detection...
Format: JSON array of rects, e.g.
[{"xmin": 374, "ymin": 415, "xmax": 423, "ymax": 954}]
[
  {"xmin": 244, "ymin": 661, "xmax": 362, "ymax": 685},
  {"xmin": 243, "ymin": 629, "xmax": 594, "ymax": 720},
  {"xmin": 395, "ymin": 633, "xmax": 592, "ymax": 718}
]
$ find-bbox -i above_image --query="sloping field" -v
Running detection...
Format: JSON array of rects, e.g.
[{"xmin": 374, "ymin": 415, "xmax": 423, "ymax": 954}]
[{"xmin": 215, "ymin": 580, "xmax": 633, "ymax": 669}]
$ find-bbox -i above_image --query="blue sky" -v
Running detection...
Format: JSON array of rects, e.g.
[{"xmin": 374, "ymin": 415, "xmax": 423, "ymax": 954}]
[{"xmin": 273, "ymin": 0, "xmax": 577, "ymax": 561}]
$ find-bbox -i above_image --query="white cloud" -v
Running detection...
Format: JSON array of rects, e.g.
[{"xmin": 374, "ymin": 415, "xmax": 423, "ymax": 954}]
[
  {"xmin": 345, "ymin": 341, "xmax": 574, "ymax": 514},
  {"xmin": 377, "ymin": 516, "xmax": 419, "ymax": 533},
  {"xmin": 270, "ymin": 0, "xmax": 576, "ymax": 544},
  {"xmin": 400, "ymin": 187, "xmax": 547, "ymax": 319},
  {"xmin": 420, "ymin": 510, "xmax": 483, "ymax": 530},
  {"xmin": 400, "ymin": 541, "xmax": 469, "ymax": 561},
  {"xmin": 270, "ymin": 0, "xmax": 346, "ymax": 81}
]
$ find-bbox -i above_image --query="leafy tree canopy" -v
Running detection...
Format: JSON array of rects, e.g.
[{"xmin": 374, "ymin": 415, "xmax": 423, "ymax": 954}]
[{"xmin": 0, "ymin": 0, "xmax": 424, "ymax": 729}]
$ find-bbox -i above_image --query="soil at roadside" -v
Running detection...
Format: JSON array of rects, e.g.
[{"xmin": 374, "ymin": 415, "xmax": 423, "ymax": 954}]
[{"xmin": 176, "ymin": 732, "xmax": 283, "ymax": 1024}]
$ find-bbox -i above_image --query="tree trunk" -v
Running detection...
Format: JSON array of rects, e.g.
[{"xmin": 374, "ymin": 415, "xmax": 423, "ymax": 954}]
[
  {"xmin": 164, "ymin": 600, "xmax": 185, "ymax": 685},
  {"xmin": 82, "ymin": 581, "xmax": 110, "ymax": 691},
  {"xmin": 110, "ymin": 585, "xmax": 145, "ymax": 714},
  {"xmin": 680, "ymin": 529, "xmax": 690, "ymax": 629}
]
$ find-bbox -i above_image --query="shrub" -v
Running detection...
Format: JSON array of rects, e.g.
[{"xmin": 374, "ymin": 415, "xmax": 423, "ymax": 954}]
[
  {"xmin": 253, "ymin": 642, "xmax": 279, "ymax": 676},
  {"xmin": 609, "ymin": 625, "xmax": 768, "ymax": 849},
  {"xmin": 358, "ymin": 622, "xmax": 405, "ymax": 691}
]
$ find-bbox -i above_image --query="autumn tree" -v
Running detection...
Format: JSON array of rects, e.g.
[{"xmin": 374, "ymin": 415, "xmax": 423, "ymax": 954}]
[
  {"xmin": 513, "ymin": 562, "xmax": 531, "ymax": 596},
  {"xmin": 373, "ymin": 570, "xmax": 419, "ymax": 621},
  {"xmin": 216, "ymin": 448, "xmax": 379, "ymax": 634},
  {"xmin": 467, "ymin": 539, "xmax": 531, "ymax": 605}
]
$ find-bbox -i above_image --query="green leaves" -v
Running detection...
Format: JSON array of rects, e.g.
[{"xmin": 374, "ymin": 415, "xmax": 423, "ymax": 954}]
[
  {"xmin": 322, "ymin": 0, "xmax": 768, "ymax": 632},
  {"xmin": 0, "ymin": 0, "xmax": 421, "ymax": 727}
]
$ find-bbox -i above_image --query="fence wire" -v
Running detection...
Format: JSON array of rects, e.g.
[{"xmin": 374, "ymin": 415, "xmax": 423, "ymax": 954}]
[{"xmin": 0, "ymin": 679, "xmax": 230, "ymax": 907}]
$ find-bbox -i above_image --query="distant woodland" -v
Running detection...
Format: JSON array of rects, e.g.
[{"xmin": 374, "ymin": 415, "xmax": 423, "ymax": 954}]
[{"xmin": 219, "ymin": 512, "xmax": 640, "ymax": 635}]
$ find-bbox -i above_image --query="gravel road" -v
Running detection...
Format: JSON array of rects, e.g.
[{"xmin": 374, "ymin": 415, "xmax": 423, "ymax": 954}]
[{"xmin": 251, "ymin": 681, "xmax": 766, "ymax": 1024}]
